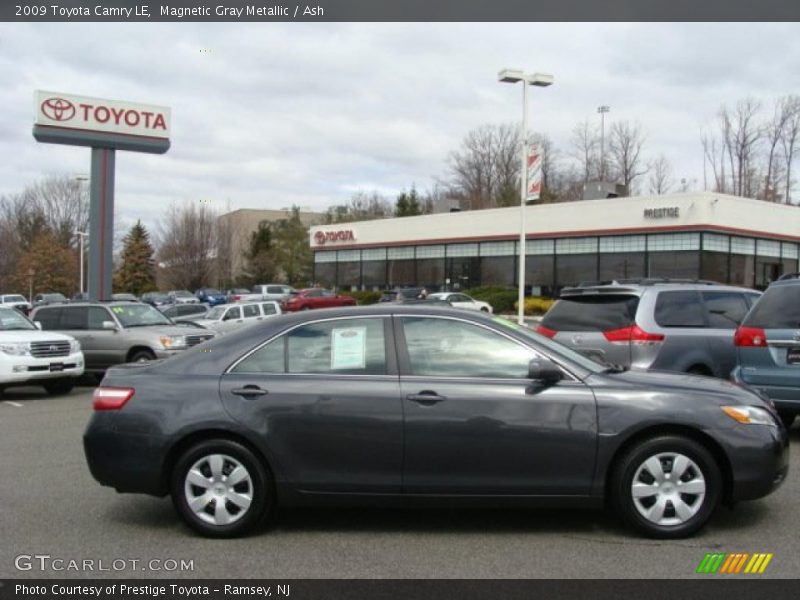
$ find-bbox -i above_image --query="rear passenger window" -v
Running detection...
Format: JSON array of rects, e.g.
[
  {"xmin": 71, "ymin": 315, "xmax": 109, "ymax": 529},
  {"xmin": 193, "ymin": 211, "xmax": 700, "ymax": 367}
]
[
  {"xmin": 34, "ymin": 308, "xmax": 61, "ymax": 329},
  {"xmin": 654, "ymin": 291, "xmax": 705, "ymax": 328},
  {"xmin": 702, "ymin": 292, "xmax": 749, "ymax": 329},
  {"xmin": 87, "ymin": 307, "xmax": 111, "ymax": 330},
  {"xmin": 60, "ymin": 307, "xmax": 89, "ymax": 330},
  {"xmin": 267, "ymin": 286, "xmax": 283, "ymax": 294},
  {"xmin": 243, "ymin": 304, "xmax": 260, "ymax": 318},
  {"xmin": 542, "ymin": 295, "xmax": 639, "ymax": 331},
  {"xmin": 261, "ymin": 303, "xmax": 277, "ymax": 315},
  {"xmin": 288, "ymin": 318, "xmax": 386, "ymax": 374}
]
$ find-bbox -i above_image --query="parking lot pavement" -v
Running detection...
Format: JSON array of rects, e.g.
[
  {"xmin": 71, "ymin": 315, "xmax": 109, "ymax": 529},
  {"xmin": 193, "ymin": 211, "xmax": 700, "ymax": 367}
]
[{"xmin": 1, "ymin": 386, "xmax": 798, "ymax": 580}]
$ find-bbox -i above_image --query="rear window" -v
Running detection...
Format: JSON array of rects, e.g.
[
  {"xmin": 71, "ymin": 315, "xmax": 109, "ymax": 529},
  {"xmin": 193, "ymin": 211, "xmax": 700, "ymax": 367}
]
[
  {"xmin": 541, "ymin": 294, "xmax": 639, "ymax": 331},
  {"xmin": 743, "ymin": 285, "xmax": 800, "ymax": 329},
  {"xmin": 654, "ymin": 291, "xmax": 705, "ymax": 328}
]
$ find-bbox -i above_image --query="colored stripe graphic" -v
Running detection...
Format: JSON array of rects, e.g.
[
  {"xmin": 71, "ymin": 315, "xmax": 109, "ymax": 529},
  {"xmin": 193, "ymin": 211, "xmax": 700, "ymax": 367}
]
[{"xmin": 698, "ymin": 553, "xmax": 772, "ymax": 574}]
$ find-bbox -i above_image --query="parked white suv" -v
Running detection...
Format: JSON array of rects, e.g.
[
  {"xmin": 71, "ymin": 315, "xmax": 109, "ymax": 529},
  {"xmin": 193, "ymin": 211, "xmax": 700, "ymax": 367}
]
[
  {"xmin": 194, "ymin": 301, "xmax": 281, "ymax": 334},
  {"xmin": 0, "ymin": 306, "xmax": 84, "ymax": 395}
]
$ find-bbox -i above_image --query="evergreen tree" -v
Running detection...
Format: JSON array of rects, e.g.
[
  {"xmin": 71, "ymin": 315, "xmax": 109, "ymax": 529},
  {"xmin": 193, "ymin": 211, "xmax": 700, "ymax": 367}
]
[
  {"xmin": 394, "ymin": 187, "xmax": 422, "ymax": 217},
  {"xmin": 114, "ymin": 221, "xmax": 156, "ymax": 295},
  {"xmin": 271, "ymin": 207, "xmax": 313, "ymax": 285},
  {"xmin": 245, "ymin": 221, "xmax": 277, "ymax": 284}
]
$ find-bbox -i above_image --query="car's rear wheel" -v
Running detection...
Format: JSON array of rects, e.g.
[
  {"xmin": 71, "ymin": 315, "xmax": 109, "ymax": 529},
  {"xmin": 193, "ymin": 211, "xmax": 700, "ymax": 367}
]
[
  {"xmin": 610, "ymin": 435, "xmax": 721, "ymax": 538},
  {"xmin": 778, "ymin": 411, "xmax": 796, "ymax": 429},
  {"xmin": 43, "ymin": 378, "xmax": 75, "ymax": 396},
  {"xmin": 171, "ymin": 439, "xmax": 271, "ymax": 537}
]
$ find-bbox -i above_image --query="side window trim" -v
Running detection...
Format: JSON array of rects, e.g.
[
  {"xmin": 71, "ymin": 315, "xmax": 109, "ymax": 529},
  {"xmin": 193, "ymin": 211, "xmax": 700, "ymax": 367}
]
[{"xmin": 225, "ymin": 315, "xmax": 398, "ymax": 377}]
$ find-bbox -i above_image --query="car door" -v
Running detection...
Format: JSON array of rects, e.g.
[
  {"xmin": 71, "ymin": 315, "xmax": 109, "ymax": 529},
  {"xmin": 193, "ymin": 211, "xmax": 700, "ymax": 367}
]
[
  {"xmin": 87, "ymin": 306, "xmax": 125, "ymax": 368},
  {"xmin": 219, "ymin": 316, "xmax": 403, "ymax": 494},
  {"xmin": 217, "ymin": 305, "xmax": 243, "ymax": 333},
  {"xmin": 396, "ymin": 315, "xmax": 597, "ymax": 496},
  {"xmin": 52, "ymin": 306, "xmax": 94, "ymax": 367},
  {"xmin": 448, "ymin": 293, "xmax": 477, "ymax": 311},
  {"xmin": 241, "ymin": 303, "xmax": 261, "ymax": 327},
  {"xmin": 701, "ymin": 291, "xmax": 750, "ymax": 378}
]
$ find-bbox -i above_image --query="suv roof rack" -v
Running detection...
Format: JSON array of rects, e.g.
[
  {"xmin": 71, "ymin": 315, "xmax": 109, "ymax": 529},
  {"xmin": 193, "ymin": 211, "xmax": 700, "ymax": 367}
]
[
  {"xmin": 574, "ymin": 278, "xmax": 721, "ymax": 287},
  {"xmin": 777, "ymin": 272, "xmax": 800, "ymax": 281}
]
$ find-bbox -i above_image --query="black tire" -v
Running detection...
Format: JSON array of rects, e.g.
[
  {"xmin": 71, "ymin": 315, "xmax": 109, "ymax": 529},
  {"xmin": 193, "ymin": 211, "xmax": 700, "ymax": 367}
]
[
  {"xmin": 687, "ymin": 365, "xmax": 712, "ymax": 377},
  {"xmin": 43, "ymin": 378, "xmax": 75, "ymax": 396},
  {"xmin": 129, "ymin": 349, "xmax": 156, "ymax": 363},
  {"xmin": 610, "ymin": 435, "xmax": 721, "ymax": 538},
  {"xmin": 171, "ymin": 439, "xmax": 272, "ymax": 538},
  {"xmin": 778, "ymin": 411, "xmax": 796, "ymax": 430},
  {"xmin": 480, "ymin": 307, "xmax": 489, "ymax": 313},
  {"xmin": 300, "ymin": 306, "xmax": 311, "ymax": 311}
]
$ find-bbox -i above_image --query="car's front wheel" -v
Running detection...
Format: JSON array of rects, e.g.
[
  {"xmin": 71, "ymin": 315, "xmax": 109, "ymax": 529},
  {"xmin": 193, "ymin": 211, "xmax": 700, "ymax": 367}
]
[
  {"xmin": 610, "ymin": 435, "xmax": 721, "ymax": 538},
  {"xmin": 778, "ymin": 411, "xmax": 796, "ymax": 429},
  {"xmin": 171, "ymin": 439, "xmax": 272, "ymax": 537}
]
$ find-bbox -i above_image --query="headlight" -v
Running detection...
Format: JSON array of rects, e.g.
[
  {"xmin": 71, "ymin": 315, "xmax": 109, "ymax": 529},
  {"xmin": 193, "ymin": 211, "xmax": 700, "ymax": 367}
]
[
  {"xmin": 159, "ymin": 335, "xmax": 188, "ymax": 349},
  {"xmin": 0, "ymin": 342, "xmax": 31, "ymax": 356},
  {"xmin": 69, "ymin": 340, "xmax": 81, "ymax": 353},
  {"xmin": 721, "ymin": 405, "xmax": 777, "ymax": 427}
]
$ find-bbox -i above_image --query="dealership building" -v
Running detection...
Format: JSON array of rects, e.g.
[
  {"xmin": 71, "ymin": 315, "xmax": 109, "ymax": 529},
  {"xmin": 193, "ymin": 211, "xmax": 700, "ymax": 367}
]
[{"xmin": 309, "ymin": 192, "xmax": 800, "ymax": 297}]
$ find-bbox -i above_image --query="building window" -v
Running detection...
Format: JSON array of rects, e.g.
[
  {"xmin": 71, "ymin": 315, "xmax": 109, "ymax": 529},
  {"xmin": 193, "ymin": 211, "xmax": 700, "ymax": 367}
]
[
  {"xmin": 599, "ymin": 235, "xmax": 646, "ymax": 253},
  {"xmin": 701, "ymin": 251, "xmax": 729, "ymax": 284},
  {"xmin": 729, "ymin": 254, "xmax": 755, "ymax": 288},
  {"xmin": 599, "ymin": 253, "xmax": 645, "ymax": 281},
  {"xmin": 314, "ymin": 251, "xmax": 337, "ymax": 263},
  {"xmin": 526, "ymin": 255, "xmax": 554, "ymax": 297},
  {"xmin": 361, "ymin": 248, "xmax": 387, "ymax": 261},
  {"xmin": 526, "ymin": 239, "xmax": 555, "ymax": 255},
  {"xmin": 388, "ymin": 246, "xmax": 414, "ymax": 259},
  {"xmin": 648, "ymin": 233, "xmax": 700, "ymax": 252},
  {"xmin": 480, "ymin": 241, "xmax": 515, "ymax": 256},
  {"xmin": 362, "ymin": 261, "xmax": 387, "ymax": 289},
  {"xmin": 417, "ymin": 258, "xmax": 444, "ymax": 289},
  {"xmin": 336, "ymin": 262, "xmax": 360, "ymax": 289},
  {"xmin": 480, "ymin": 257, "xmax": 515, "ymax": 286},
  {"xmin": 416, "ymin": 245, "xmax": 445, "ymax": 259},
  {"xmin": 446, "ymin": 257, "xmax": 479, "ymax": 290},
  {"xmin": 782, "ymin": 243, "xmax": 798, "ymax": 260},
  {"xmin": 555, "ymin": 254, "xmax": 598, "ymax": 288},
  {"xmin": 730, "ymin": 236, "xmax": 755, "ymax": 255},
  {"xmin": 556, "ymin": 237, "xmax": 598, "ymax": 254},
  {"xmin": 757, "ymin": 240, "xmax": 781, "ymax": 258},
  {"xmin": 387, "ymin": 259, "xmax": 415, "ymax": 288},
  {"xmin": 336, "ymin": 250, "xmax": 360, "ymax": 262},
  {"xmin": 314, "ymin": 263, "xmax": 336, "ymax": 287},
  {"xmin": 446, "ymin": 243, "xmax": 479, "ymax": 257},
  {"xmin": 648, "ymin": 251, "xmax": 700, "ymax": 279}
]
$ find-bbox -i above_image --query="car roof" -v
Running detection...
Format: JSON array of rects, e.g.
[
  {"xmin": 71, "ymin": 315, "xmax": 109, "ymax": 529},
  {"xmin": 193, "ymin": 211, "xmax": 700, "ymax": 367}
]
[{"xmin": 560, "ymin": 280, "xmax": 758, "ymax": 296}]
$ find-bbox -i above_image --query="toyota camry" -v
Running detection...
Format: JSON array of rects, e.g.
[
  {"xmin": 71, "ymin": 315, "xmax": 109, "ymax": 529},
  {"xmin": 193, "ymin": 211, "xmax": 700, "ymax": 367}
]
[{"xmin": 84, "ymin": 305, "xmax": 788, "ymax": 538}]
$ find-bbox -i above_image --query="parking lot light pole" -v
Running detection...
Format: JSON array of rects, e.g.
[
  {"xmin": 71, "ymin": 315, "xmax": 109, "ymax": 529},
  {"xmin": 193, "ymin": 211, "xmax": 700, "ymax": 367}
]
[
  {"xmin": 498, "ymin": 69, "xmax": 554, "ymax": 325},
  {"xmin": 75, "ymin": 231, "xmax": 88, "ymax": 295}
]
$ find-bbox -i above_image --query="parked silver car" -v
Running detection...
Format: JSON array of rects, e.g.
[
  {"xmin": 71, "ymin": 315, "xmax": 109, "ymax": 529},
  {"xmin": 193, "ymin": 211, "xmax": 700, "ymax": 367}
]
[
  {"xmin": 194, "ymin": 301, "xmax": 281, "ymax": 334},
  {"xmin": 0, "ymin": 294, "xmax": 32, "ymax": 315},
  {"xmin": 538, "ymin": 279, "xmax": 761, "ymax": 378},
  {"xmin": 31, "ymin": 302, "xmax": 214, "ymax": 373}
]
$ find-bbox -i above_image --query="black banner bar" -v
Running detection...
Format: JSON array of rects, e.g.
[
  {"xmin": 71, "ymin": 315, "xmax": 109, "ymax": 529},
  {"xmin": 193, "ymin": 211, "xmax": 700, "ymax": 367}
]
[{"xmin": 3, "ymin": 0, "xmax": 800, "ymax": 22}]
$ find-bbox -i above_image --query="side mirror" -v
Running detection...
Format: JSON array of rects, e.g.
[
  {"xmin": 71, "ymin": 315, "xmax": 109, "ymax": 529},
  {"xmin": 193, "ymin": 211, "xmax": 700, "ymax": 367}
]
[
  {"xmin": 528, "ymin": 358, "xmax": 563, "ymax": 385},
  {"xmin": 102, "ymin": 320, "xmax": 118, "ymax": 331},
  {"xmin": 34, "ymin": 321, "xmax": 43, "ymax": 330}
]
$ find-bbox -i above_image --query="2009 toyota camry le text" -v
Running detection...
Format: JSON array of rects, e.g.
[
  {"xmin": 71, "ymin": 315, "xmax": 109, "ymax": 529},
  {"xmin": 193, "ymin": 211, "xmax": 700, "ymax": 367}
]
[{"xmin": 83, "ymin": 305, "xmax": 789, "ymax": 538}]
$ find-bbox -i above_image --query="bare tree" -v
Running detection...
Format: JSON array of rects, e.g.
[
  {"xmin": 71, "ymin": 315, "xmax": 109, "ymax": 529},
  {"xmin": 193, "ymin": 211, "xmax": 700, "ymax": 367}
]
[
  {"xmin": 569, "ymin": 119, "xmax": 599, "ymax": 184},
  {"xmin": 718, "ymin": 99, "xmax": 762, "ymax": 197},
  {"xmin": 156, "ymin": 202, "xmax": 218, "ymax": 290},
  {"xmin": 781, "ymin": 95, "xmax": 800, "ymax": 203},
  {"xmin": 608, "ymin": 120, "xmax": 647, "ymax": 195},
  {"xmin": 324, "ymin": 191, "xmax": 393, "ymax": 224},
  {"xmin": 647, "ymin": 154, "xmax": 674, "ymax": 195}
]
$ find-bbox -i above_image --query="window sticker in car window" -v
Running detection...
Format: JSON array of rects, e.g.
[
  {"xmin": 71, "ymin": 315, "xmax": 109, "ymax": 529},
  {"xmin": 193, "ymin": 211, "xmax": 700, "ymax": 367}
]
[
  {"xmin": 330, "ymin": 326, "xmax": 367, "ymax": 370},
  {"xmin": 111, "ymin": 307, "xmax": 124, "ymax": 314}
]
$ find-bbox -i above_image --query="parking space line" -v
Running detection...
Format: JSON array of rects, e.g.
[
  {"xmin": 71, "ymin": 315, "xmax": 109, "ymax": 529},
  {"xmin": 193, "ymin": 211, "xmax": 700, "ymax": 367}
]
[{"xmin": 3, "ymin": 401, "xmax": 24, "ymax": 407}]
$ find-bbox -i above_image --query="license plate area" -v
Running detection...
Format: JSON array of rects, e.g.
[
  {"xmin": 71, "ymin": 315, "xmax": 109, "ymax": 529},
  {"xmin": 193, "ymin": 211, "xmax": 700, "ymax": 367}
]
[
  {"xmin": 49, "ymin": 362, "xmax": 64, "ymax": 372},
  {"xmin": 786, "ymin": 347, "xmax": 800, "ymax": 365}
]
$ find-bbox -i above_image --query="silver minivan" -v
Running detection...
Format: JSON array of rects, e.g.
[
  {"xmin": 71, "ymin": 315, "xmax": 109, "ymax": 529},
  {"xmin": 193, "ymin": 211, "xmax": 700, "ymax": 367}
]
[
  {"xmin": 538, "ymin": 280, "xmax": 761, "ymax": 378},
  {"xmin": 194, "ymin": 301, "xmax": 282, "ymax": 334}
]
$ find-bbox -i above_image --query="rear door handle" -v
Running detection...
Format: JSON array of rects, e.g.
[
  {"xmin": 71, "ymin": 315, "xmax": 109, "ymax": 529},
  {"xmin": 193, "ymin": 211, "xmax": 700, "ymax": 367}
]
[
  {"xmin": 231, "ymin": 385, "xmax": 268, "ymax": 398},
  {"xmin": 406, "ymin": 391, "xmax": 446, "ymax": 405}
]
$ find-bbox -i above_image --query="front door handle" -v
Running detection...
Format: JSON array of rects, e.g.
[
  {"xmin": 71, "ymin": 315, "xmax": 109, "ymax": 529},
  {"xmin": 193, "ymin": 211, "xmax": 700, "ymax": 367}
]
[
  {"xmin": 231, "ymin": 385, "xmax": 268, "ymax": 398},
  {"xmin": 406, "ymin": 391, "xmax": 446, "ymax": 405}
]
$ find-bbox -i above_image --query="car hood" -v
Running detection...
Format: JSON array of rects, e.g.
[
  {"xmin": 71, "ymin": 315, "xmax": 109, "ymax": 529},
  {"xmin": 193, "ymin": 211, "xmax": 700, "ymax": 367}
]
[
  {"xmin": 0, "ymin": 330, "xmax": 76, "ymax": 343},
  {"xmin": 588, "ymin": 368, "xmax": 769, "ymax": 407}
]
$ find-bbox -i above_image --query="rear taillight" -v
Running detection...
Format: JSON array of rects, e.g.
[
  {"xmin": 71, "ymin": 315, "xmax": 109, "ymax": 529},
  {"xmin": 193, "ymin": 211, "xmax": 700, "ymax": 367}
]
[
  {"xmin": 93, "ymin": 387, "xmax": 135, "ymax": 411},
  {"xmin": 233, "ymin": 295, "xmax": 241, "ymax": 301},
  {"xmin": 734, "ymin": 326, "xmax": 767, "ymax": 347},
  {"xmin": 536, "ymin": 325, "xmax": 557, "ymax": 338},
  {"xmin": 603, "ymin": 325, "xmax": 665, "ymax": 344}
]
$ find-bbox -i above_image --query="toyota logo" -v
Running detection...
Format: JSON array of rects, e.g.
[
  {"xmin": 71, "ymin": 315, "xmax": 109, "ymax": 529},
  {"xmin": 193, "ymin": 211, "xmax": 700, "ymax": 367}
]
[
  {"xmin": 41, "ymin": 97, "xmax": 76, "ymax": 122},
  {"xmin": 314, "ymin": 231, "xmax": 326, "ymax": 245},
  {"xmin": 49, "ymin": 345, "xmax": 58, "ymax": 352}
]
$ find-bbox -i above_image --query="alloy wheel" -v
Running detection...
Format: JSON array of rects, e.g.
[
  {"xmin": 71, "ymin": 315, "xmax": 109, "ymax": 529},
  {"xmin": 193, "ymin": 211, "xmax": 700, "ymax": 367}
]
[{"xmin": 183, "ymin": 453, "xmax": 253, "ymax": 526}]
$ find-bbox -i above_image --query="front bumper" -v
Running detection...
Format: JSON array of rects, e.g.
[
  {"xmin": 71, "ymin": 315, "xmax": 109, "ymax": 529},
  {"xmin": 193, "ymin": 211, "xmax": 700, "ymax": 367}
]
[
  {"xmin": 0, "ymin": 351, "xmax": 84, "ymax": 384},
  {"xmin": 727, "ymin": 422, "xmax": 790, "ymax": 502},
  {"xmin": 731, "ymin": 366, "xmax": 800, "ymax": 413}
]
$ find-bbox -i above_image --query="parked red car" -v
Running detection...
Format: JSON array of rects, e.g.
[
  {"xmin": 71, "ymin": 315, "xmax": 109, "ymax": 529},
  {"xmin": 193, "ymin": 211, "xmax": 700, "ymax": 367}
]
[{"xmin": 282, "ymin": 288, "xmax": 357, "ymax": 312}]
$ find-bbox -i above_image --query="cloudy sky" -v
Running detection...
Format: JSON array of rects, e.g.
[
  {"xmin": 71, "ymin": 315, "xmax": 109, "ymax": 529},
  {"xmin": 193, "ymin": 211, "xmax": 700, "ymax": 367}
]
[{"xmin": 1, "ymin": 22, "xmax": 799, "ymax": 235}]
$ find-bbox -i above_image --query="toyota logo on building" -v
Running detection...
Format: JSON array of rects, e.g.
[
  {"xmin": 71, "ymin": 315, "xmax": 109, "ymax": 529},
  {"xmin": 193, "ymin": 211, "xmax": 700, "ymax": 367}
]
[
  {"xmin": 314, "ymin": 231, "xmax": 327, "ymax": 245},
  {"xmin": 41, "ymin": 97, "xmax": 76, "ymax": 122}
]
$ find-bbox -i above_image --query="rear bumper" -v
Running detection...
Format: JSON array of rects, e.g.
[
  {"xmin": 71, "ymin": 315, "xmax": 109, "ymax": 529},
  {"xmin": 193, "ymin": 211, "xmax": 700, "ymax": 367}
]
[
  {"xmin": 731, "ymin": 366, "xmax": 800, "ymax": 413},
  {"xmin": 83, "ymin": 414, "xmax": 169, "ymax": 496}
]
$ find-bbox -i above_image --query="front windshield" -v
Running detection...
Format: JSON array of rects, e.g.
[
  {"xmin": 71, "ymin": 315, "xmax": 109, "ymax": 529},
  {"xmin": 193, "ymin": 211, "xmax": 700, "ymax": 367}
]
[
  {"xmin": 205, "ymin": 306, "xmax": 226, "ymax": 320},
  {"xmin": 204, "ymin": 289, "xmax": 222, "ymax": 295},
  {"xmin": 109, "ymin": 304, "xmax": 173, "ymax": 328},
  {"xmin": 491, "ymin": 316, "xmax": 605, "ymax": 375},
  {"xmin": 0, "ymin": 308, "xmax": 35, "ymax": 331},
  {"xmin": 173, "ymin": 291, "xmax": 193, "ymax": 298},
  {"xmin": 45, "ymin": 294, "xmax": 66, "ymax": 301},
  {"xmin": 4, "ymin": 295, "xmax": 27, "ymax": 303}
]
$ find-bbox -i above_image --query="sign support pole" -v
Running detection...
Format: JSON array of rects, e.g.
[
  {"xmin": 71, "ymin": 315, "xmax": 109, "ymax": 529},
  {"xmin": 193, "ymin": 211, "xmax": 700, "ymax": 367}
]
[{"xmin": 88, "ymin": 147, "xmax": 116, "ymax": 301}]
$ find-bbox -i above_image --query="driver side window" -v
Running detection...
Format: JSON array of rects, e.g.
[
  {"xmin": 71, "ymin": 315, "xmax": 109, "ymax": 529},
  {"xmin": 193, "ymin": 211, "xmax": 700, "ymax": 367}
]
[{"xmin": 401, "ymin": 317, "xmax": 537, "ymax": 378}]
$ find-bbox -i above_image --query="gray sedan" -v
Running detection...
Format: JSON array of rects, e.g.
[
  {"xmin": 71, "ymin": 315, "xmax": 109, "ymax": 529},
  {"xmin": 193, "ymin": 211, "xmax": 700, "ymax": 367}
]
[{"xmin": 84, "ymin": 305, "xmax": 788, "ymax": 539}]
